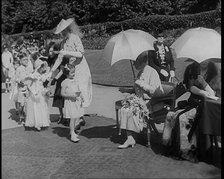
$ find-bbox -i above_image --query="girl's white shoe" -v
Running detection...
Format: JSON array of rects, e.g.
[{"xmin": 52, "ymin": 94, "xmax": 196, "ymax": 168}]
[{"xmin": 71, "ymin": 134, "xmax": 80, "ymax": 143}]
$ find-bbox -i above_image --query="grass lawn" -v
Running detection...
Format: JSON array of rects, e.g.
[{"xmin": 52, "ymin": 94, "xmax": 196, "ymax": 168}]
[{"xmin": 85, "ymin": 50, "xmax": 191, "ymax": 87}]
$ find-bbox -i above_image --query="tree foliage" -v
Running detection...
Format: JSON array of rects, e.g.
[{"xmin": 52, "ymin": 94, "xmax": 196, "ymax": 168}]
[{"xmin": 2, "ymin": 0, "xmax": 221, "ymax": 35}]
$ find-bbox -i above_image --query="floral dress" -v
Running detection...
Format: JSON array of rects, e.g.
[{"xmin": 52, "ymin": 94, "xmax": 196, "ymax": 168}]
[{"xmin": 162, "ymin": 77, "xmax": 205, "ymax": 162}]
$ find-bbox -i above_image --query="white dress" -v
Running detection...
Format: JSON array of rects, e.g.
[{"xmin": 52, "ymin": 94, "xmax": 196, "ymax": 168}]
[
  {"xmin": 25, "ymin": 71, "xmax": 51, "ymax": 129},
  {"xmin": 61, "ymin": 78, "xmax": 84, "ymax": 119}
]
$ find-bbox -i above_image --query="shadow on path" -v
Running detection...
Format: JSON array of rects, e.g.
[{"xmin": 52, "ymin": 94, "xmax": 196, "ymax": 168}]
[
  {"xmin": 52, "ymin": 126, "xmax": 70, "ymax": 140},
  {"xmin": 80, "ymin": 125, "xmax": 123, "ymax": 144},
  {"xmin": 8, "ymin": 108, "xmax": 20, "ymax": 124},
  {"xmin": 79, "ymin": 124, "xmax": 167, "ymax": 152}
]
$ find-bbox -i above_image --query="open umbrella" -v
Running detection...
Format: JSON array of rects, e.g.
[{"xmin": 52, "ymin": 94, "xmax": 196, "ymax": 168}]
[
  {"xmin": 100, "ymin": 29, "xmax": 156, "ymax": 77},
  {"xmin": 171, "ymin": 27, "xmax": 221, "ymax": 63}
]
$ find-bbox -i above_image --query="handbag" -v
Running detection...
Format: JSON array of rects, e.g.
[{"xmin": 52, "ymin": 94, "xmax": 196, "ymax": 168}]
[{"xmin": 172, "ymin": 77, "xmax": 187, "ymax": 99}]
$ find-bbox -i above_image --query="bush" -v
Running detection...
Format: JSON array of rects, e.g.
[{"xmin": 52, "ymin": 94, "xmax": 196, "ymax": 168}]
[
  {"xmin": 81, "ymin": 10, "xmax": 220, "ymax": 37},
  {"xmin": 3, "ymin": 10, "xmax": 220, "ymax": 49}
]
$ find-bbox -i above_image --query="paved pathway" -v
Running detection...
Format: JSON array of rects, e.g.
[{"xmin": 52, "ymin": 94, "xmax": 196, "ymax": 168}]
[
  {"xmin": 2, "ymin": 115, "xmax": 221, "ymax": 179},
  {"xmin": 2, "ymin": 84, "xmax": 221, "ymax": 178}
]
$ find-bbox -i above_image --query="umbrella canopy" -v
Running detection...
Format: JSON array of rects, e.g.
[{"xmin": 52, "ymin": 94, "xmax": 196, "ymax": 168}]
[
  {"xmin": 100, "ymin": 29, "xmax": 156, "ymax": 66},
  {"xmin": 171, "ymin": 27, "xmax": 221, "ymax": 63}
]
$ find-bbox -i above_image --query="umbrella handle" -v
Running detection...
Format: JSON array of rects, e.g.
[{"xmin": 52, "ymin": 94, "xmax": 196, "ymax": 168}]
[{"xmin": 130, "ymin": 60, "xmax": 136, "ymax": 79}]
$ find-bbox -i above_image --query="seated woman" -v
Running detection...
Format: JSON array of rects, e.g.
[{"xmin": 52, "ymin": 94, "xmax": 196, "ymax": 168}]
[
  {"xmin": 162, "ymin": 61, "xmax": 216, "ymax": 162},
  {"xmin": 203, "ymin": 61, "xmax": 221, "ymax": 98},
  {"xmin": 117, "ymin": 56, "xmax": 164, "ymax": 149}
]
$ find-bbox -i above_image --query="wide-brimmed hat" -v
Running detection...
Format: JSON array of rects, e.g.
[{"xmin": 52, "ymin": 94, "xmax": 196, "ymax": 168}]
[{"xmin": 54, "ymin": 18, "xmax": 74, "ymax": 34}]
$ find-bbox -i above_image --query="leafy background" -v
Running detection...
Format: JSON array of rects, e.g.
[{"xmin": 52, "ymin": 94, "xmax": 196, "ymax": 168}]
[{"xmin": 2, "ymin": 0, "xmax": 221, "ymax": 34}]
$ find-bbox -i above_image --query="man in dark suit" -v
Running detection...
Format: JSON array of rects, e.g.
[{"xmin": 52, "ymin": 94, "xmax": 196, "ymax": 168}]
[{"xmin": 148, "ymin": 33, "xmax": 175, "ymax": 82}]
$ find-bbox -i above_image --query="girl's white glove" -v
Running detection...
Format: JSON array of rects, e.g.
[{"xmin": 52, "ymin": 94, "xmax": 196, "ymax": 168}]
[
  {"xmin": 170, "ymin": 70, "xmax": 175, "ymax": 78},
  {"xmin": 160, "ymin": 69, "xmax": 169, "ymax": 77}
]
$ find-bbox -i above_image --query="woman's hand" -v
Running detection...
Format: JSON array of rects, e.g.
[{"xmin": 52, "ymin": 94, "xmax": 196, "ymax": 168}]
[
  {"xmin": 201, "ymin": 90, "xmax": 212, "ymax": 98},
  {"xmin": 134, "ymin": 79, "xmax": 142, "ymax": 86},
  {"xmin": 75, "ymin": 91, "xmax": 81, "ymax": 96}
]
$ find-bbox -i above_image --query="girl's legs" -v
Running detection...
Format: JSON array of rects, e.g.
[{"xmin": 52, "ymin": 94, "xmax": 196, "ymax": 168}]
[
  {"xmin": 57, "ymin": 107, "xmax": 65, "ymax": 124},
  {"xmin": 18, "ymin": 103, "xmax": 23, "ymax": 123},
  {"xmin": 15, "ymin": 102, "xmax": 19, "ymax": 114},
  {"xmin": 70, "ymin": 118, "xmax": 80, "ymax": 142},
  {"xmin": 5, "ymin": 78, "xmax": 9, "ymax": 93}
]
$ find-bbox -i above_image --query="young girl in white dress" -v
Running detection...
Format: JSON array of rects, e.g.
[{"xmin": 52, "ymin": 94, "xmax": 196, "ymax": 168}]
[
  {"xmin": 11, "ymin": 53, "xmax": 33, "ymax": 123},
  {"xmin": 61, "ymin": 62, "xmax": 84, "ymax": 142},
  {"xmin": 25, "ymin": 59, "xmax": 52, "ymax": 131}
]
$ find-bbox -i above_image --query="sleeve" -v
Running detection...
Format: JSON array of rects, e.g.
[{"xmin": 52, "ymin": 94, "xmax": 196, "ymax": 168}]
[
  {"xmin": 137, "ymin": 79, "xmax": 156, "ymax": 94},
  {"xmin": 41, "ymin": 71, "xmax": 53, "ymax": 82},
  {"xmin": 50, "ymin": 54, "xmax": 63, "ymax": 72},
  {"xmin": 60, "ymin": 50, "xmax": 83, "ymax": 58},
  {"xmin": 73, "ymin": 35, "xmax": 84, "ymax": 53},
  {"xmin": 1, "ymin": 54, "xmax": 7, "ymax": 69}
]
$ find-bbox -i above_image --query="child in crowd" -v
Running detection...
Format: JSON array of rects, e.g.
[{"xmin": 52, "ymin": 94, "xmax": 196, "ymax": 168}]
[
  {"xmin": 25, "ymin": 59, "xmax": 52, "ymax": 131},
  {"xmin": 14, "ymin": 53, "xmax": 33, "ymax": 123},
  {"xmin": 61, "ymin": 60, "xmax": 84, "ymax": 142},
  {"xmin": 9, "ymin": 59, "xmax": 21, "ymax": 115}
]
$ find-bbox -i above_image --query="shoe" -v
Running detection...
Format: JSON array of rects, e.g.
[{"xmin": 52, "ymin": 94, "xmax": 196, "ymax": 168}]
[
  {"xmin": 117, "ymin": 137, "xmax": 136, "ymax": 149},
  {"xmin": 57, "ymin": 117, "xmax": 64, "ymax": 124},
  {"xmin": 19, "ymin": 117, "xmax": 24, "ymax": 124},
  {"xmin": 71, "ymin": 135, "xmax": 80, "ymax": 143},
  {"xmin": 79, "ymin": 118, "xmax": 86, "ymax": 126}
]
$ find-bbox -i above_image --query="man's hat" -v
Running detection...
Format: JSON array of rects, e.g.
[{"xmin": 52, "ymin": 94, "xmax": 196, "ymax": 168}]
[
  {"xmin": 54, "ymin": 18, "xmax": 74, "ymax": 34},
  {"xmin": 156, "ymin": 33, "xmax": 165, "ymax": 38}
]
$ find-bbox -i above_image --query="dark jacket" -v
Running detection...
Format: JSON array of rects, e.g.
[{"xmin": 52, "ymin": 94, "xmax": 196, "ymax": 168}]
[{"xmin": 148, "ymin": 42, "xmax": 175, "ymax": 73}]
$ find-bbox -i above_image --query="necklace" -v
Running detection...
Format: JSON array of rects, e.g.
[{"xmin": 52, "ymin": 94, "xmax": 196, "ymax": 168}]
[{"xmin": 157, "ymin": 44, "xmax": 166, "ymax": 64}]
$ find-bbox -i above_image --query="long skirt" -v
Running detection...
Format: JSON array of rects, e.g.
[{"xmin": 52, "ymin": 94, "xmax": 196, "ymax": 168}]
[
  {"xmin": 74, "ymin": 57, "xmax": 92, "ymax": 108},
  {"xmin": 118, "ymin": 106, "xmax": 144, "ymax": 133},
  {"xmin": 25, "ymin": 93, "xmax": 50, "ymax": 129},
  {"xmin": 162, "ymin": 108, "xmax": 198, "ymax": 162}
]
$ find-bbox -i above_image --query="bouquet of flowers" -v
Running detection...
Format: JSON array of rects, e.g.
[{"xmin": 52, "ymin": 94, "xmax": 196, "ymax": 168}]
[{"xmin": 121, "ymin": 94, "xmax": 149, "ymax": 119}]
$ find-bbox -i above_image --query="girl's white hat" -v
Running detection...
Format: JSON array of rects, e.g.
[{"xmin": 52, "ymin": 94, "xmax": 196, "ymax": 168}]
[
  {"xmin": 54, "ymin": 18, "xmax": 74, "ymax": 34},
  {"xmin": 34, "ymin": 59, "xmax": 48, "ymax": 70}
]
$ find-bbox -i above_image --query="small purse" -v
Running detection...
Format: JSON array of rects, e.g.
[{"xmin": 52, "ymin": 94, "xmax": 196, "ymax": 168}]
[{"xmin": 171, "ymin": 77, "xmax": 187, "ymax": 99}]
